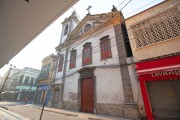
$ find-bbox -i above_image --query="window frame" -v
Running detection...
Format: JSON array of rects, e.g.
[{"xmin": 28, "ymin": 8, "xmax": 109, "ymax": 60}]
[
  {"xmin": 82, "ymin": 42, "xmax": 92, "ymax": 66},
  {"xmin": 84, "ymin": 24, "xmax": 92, "ymax": 32},
  {"xmin": 58, "ymin": 54, "xmax": 64, "ymax": 72},
  {"xmin": 69, "ymin": 50, "xmax": 76, "ymax": 69},
  {"xmin": 64, "ymin": 25, "xmax": 69, "ymax": 36},
  {"xmin": 24, "ymin": 76, "xmax": 30, "ymax": 86},
  {"xmin": 100, "ymin": 35, "xmax": 112, "ymax": 60}
]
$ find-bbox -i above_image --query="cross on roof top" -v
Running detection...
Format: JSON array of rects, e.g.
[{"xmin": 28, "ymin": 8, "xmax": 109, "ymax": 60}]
[{"xmin": 86, "ymin": 5, "xmax": 92, "ymax": 14}]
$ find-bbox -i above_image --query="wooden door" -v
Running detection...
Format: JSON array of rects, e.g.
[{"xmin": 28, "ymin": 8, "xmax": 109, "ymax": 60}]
[{"xmin": 81, "ymin": 77, "xmax": 94, "ymax": 113}]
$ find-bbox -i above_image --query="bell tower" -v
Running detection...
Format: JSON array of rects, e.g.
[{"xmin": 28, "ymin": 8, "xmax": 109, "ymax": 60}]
[{"xmin": 60, "ymin": 11, "xmax": 80, "ymax": 44}]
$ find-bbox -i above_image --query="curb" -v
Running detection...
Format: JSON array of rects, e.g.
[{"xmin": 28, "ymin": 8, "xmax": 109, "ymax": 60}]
[
  {"xmin": 44, "ymin": 108, "xmax": 78, "ymax": 117},
  {"xmin": 0, "ymin": 107, "xmax": 30, "ymax": 120},
  {"xmin": 25, "ymin": 104, "xmax": 128, "ymax": 120},
  {"xmin": 0, "ymin": 106, "xmax": 8, "ymax": 110}
]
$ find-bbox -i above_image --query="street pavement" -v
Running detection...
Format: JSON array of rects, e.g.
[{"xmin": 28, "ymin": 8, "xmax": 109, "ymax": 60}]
[
  {"xmin": 0, "ymin": 107, "xmax": 30, "ymax": 120},
  {"xmin": 0, "ymin": 101, "xmax": 130, "ymax": 120}
]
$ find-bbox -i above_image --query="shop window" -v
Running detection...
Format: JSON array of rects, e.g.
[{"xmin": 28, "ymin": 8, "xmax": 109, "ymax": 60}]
[
  {"xmin": 69, "ymin": 50, "xmax": 76, "ymax": 68},
  {"xmin": 82, "ymin": 42, "xmax": 92, "ymax": 66},
  {"xmin": 100, "ymin": 35, "xmax": 111, "ymax": 60},
  {"xmin": 58, "ymin": 55, "xmax": 64, "ymax": 72}
]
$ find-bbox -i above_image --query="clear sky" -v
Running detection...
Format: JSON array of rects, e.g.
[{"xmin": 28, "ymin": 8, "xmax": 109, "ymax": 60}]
[{"xmin": 0, "ymin": 0, "xmax": 164, "ymax": 76}]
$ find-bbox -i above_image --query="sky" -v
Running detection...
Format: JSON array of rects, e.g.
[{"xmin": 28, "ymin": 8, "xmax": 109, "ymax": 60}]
[{"xmin": 0, "ymin": 0, "xmax": 164, "ymax": 76}]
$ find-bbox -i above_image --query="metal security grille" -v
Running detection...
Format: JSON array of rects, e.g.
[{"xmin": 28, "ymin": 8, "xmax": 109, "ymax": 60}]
[
  {"xmin": 146, "ymin": 80, "xmax": 180, "ymax": 120},
  {"xmin": 131, "ymin": 7, "xmax": 180, "ymax": 48}
]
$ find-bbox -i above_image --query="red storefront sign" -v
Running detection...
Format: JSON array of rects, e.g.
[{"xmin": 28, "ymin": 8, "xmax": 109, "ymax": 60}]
[{"xmin": 136, "ymin": 55, "xmax": 180, "ymax": 120}]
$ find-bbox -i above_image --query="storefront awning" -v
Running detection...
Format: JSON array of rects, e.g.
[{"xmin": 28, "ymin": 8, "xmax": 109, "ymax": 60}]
[{"xmin": 136, "ymin": 55, "xmax": 180, "ymax": 81}]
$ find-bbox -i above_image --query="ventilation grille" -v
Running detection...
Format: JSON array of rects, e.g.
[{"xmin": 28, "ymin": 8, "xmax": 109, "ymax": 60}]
[{"xmin": 131, "ymin": 7, "xmax": 180, "ymax": 48}]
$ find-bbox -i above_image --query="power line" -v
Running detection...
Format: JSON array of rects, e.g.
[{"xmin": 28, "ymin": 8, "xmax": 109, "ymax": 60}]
[
  {"xmin": 59, "ymin": 0, "xmax": 132, "ymax": 53},
  {"xmin": 57, "ymin": 0, "xmax": 176, "ymax": 58},
  {"xmin": 58, "ymin": 0, "xmax": 163, "ymax": 54},
  {"xmin": 68, "ymin": 0, "xmax": 130, "ymax": 50},
  {"xmin": 120, "ymin": 0, "xmax": 132, "ymax": 11},
  {"xmin": 57, "ymin": 1, "xmax": 178, "ymax": 65},
  {"xmin": 62, "ymin": 34, "xmax": 138, "ymax": 65},
  {"xmin": 116, "ymin": 0, "xmax": 127, "ymax": 9},
  {"xmin": 75, "ymin": 0, "xmax": 131, "ymax": 49},
  {"xmin": 124, "ymin": 0, "xmax": 158, "ymax": 17}
]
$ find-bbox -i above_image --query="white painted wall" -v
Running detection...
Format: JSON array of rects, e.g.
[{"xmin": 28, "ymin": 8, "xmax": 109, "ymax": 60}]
[
  {"xmin": 95, "ymin": 68, "xmax": 125, "ymax": 104},
  {"xmin": 55, "ymin": 25, "xmax": 127, "ymax": 105},
  {"xmin": 65, "ymin": 26, "xmax": 119, "ymax": 77},
  {"xmin": 63, "ymin": 73, "xmax": 79, "ymax": 102}
]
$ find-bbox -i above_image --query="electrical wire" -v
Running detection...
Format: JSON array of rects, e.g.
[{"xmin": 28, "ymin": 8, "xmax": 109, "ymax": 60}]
[
  {"xmin": 124, "ymin": 0, "xmax": 158, "ymax": 17},
  {"xmin": 120, "ymin": 0, "xmax": 132, "ymax": 11},
  {"xmin": 58, "ymin": 0, "xmax": 132, "ymax": 53},
  {"xmin": 56, "ymin": 1, "xmax": 178, "ymax": 65},
  {"xmin": 57, "ymin": 0, "xmax": 169, "ymax": 55}
]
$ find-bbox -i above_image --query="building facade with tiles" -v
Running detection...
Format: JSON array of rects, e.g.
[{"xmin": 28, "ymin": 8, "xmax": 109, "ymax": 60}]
[{"xmin": 125, "ymin": 0, "xmax": 180, "ymax": 119}]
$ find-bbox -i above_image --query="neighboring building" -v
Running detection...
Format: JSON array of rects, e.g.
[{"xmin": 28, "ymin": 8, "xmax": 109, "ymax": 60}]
[
  {"xmin": 16, "ymin": 67, "xmax": 40, "ymax": 102},
  {"xmin": 125, "ymin": 0, "xmax": 180, "ymax": 120},
  {"xmin": 1, "ymin": 68, "xmax": 21, "ymax": 100},
  {"xmin": 34, "ymin": 54, "xmax": 58, "ymax": 106},
  {"xmin": 49, "ymin": 7, "xmax": 139, "ymax": 119}
]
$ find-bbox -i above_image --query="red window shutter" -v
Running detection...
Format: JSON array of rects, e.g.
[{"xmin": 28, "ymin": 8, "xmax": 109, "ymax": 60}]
[
  {"xmin": 100, "ymin": 39, "xmax": 111, "ymax": 60},
  {"xmin": 82, "ymin": 44, "xmax": 92, "ymax": 65},
  {"xmin": 70, "ymin": 51, "xmax": 76, "ymax": 68},
  {"xmin": 58, "ymin": 55, "xmax": 64, "ymax": 72},
  {"xmin": 107, "ymin": 40, "xmax": 111, "ymax": 57}
]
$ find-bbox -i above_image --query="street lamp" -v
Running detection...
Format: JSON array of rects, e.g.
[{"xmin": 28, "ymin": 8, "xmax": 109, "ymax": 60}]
[{"xmin": 0, "ymin": 64, "xmax": 16, "ymax": 98}]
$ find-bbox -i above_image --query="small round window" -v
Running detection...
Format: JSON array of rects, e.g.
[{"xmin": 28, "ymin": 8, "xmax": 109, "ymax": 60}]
[{"xmin": 84, "ymin": 24, "xmax": 91, "ymax": 32}]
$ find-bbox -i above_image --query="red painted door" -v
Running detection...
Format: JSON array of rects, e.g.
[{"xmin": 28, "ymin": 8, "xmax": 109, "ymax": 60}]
[{"xmin": 81, "ymin": 78, "xmax": 94, "ymax": 113}]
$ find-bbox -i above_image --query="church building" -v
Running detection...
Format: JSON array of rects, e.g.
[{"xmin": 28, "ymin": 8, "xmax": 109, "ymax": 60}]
[{"xmin": 49, "ymin": 6, "xmax": 140, "ymax": 119}]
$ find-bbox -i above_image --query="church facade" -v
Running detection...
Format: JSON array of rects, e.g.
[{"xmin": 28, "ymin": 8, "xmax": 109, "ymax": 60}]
[{"xmin": 49, "ymin": 8, "xmax": 140, "ymax": 119}]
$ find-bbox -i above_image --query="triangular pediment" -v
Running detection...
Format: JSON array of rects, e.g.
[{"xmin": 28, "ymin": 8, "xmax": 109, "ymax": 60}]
[
  {"xmin": 56, "ymin": 11, "xmax": 123, "ymax": 50},
  {"xmin": 69, "ymin": 12, "xmax": 114, "ymax": 39}
]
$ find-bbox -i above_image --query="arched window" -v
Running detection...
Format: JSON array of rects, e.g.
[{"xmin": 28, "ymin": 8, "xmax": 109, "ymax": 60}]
[
  {"xmin": 100, "ymin": 35, "xmax": 112, "ymax": 60},
  {"xmin": 82, "ymin": 43, "xmax": 92, "ymax": 66}
]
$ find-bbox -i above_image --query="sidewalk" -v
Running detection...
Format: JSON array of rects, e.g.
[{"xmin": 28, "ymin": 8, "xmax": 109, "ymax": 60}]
[
  {"xmin": 0, "ymin": 107, "xmax": 30, "ymax": 120},
  {"xmin": 26, "ymin": 104, "xmax": 130, "ymax": 120}
]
